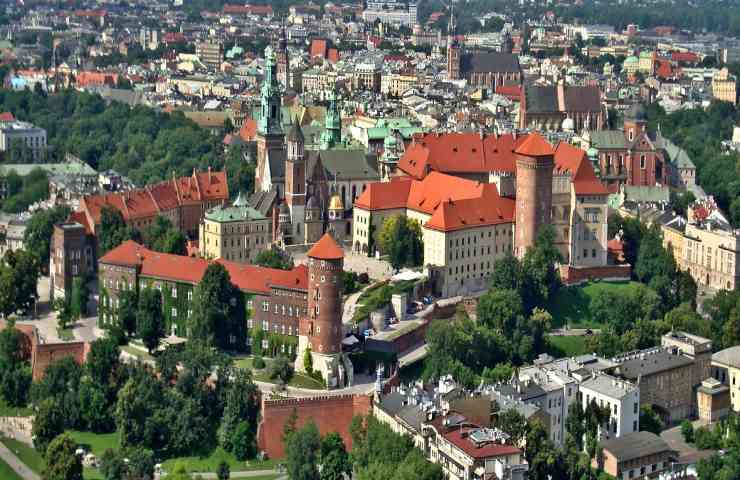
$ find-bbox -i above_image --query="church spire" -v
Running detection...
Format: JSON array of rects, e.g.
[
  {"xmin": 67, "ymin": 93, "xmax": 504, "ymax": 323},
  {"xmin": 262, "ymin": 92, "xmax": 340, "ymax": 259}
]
[
  {"xmin": 258, "ymin": 46, "xmax": 283, "ymax": 136},
  {"xmin": 320, "ymin": 87, "xmax": 341, "ymax": 150}
]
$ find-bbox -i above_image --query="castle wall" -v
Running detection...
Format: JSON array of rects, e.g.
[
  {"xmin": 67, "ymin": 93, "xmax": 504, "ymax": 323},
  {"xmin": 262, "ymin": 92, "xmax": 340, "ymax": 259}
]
[{"xmin": 257, "ymin": 393, "xmax": 372, "ymax": 459}]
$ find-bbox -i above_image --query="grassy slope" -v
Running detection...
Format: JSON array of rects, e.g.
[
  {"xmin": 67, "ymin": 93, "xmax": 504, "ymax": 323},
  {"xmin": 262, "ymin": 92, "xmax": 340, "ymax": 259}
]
[
  {"xmin": 547, "ymin": 335, "xmax": 588, "ymax": 357},
  {"xmin": 546, "ymin": 281, "xmax": 641, "ymax": 329},
  {"xmin": 0, "ymin": 398, "xmax": 32, "ymax": 417},
  {"xmin": 0, "ymin": 456, "xmax": 24, "ymax": 480},
  {"xmin": 0, "ymin": 436, "xmax": 44, "ymax": 474}
]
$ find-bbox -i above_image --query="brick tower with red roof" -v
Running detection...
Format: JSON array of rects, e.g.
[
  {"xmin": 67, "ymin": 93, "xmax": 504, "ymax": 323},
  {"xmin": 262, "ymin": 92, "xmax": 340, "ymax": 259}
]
[
  {"xmin": 296, "ymin": 233, "xmax": 353, "ymax": 388},
  {"xmin": 514, "ymin": 134, "xmax": 554, "ymax": 258}
]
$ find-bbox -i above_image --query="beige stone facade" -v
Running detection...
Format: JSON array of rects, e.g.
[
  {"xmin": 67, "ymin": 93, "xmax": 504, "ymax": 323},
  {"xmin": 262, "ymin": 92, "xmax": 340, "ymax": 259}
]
[
  {"xmin": 712, "ymin": 68, "xmax": 737, "ymax": 105},
  {"xmin": 199, "ymin": 203, "xmax": 272, "ymax": 263},
  {"xmin": 683, "ymin": 222, "xmax": 739, "ymax": 291},
  {"xmin": 380, "ymin": 72, "xmax": 418, "ymax": 97}
]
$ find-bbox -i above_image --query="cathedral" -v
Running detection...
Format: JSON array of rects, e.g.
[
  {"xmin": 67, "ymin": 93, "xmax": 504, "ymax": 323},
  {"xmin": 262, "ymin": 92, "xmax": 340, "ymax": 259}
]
[{"xmin": 254, "ymin": 46, "xmax": 376, "ymax": 247}]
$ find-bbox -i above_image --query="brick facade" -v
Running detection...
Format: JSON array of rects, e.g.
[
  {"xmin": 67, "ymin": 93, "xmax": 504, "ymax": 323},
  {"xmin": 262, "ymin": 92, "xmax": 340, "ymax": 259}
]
[
  {"xmin": 257, "ymin": 394, "xmax": 372, "ymax": 459},
  {"xmin": 514, "ymin": 149, "xmax": 553, "ymax": 258},
  {"xmin": 559, "ymin": 264, "xmax": 632, "ymax": 286}
]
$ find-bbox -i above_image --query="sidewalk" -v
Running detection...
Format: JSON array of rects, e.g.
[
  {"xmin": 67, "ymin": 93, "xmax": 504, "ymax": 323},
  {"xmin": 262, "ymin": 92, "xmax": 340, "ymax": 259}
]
[{"xmin": 0, "ymin": 440, "xmax": 40, "ymax": 480}]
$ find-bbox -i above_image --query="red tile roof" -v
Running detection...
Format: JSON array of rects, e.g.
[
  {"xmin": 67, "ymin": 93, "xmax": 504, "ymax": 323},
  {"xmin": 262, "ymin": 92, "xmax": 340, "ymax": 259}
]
[
  {"xmin": 100, "ymin": 241, "xmax": 308, "ymax": 293},
  {"xmin": 514, "ymin": 133, "xmax": 554, "ymax": 157},
  {"xmin": 495, "ymin": 84, "xmax": 522, "ymax": 101},
  {"xmin": 355, "ymin": 172, "xmax": 515, "ymax": 232},
  {"xmin": 310, "ymin": 39, "xmax": 328, "ymax": 59},
  {"xmin": 75, "ymin": 71, "xmax": 118, "ymax": 88},
  {"xmin": 553, "ymin": 142, "xmax": 608, "ymax": 195},
  {"xmin": 327, "ymin": 48, "xmax": 340, "ymax": 64},
  {"xmin": 656, "ymin": 60, "xmax": 674, "ymax": 79},
  {"xmin": 443, "ymin": 427, "xmax": 521, "ymax": 460},
  {"xmin": 223, "ymin": 4, "xmax": 273, "ymax": 15},
  {"xmin": 0, "ymin": 112, "xmax": 15, "ymax": 121},
  {"xmin": 307, "ymin": 233, "xmax": 344, "ymax": 260},
  {"xmin": 671, "ymin": 51, "xmax": 698, "ymax": 63},
  {"xmin": 398, "ymin": 132, "xmax": 526, "ymax": 179},
  {"xmin": 81, "ymin": 171, "xmax": 228, "ymax": 227}
]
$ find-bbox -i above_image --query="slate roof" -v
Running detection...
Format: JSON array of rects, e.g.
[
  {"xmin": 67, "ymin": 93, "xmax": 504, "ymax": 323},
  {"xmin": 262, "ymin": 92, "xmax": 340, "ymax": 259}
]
[
  {"xmin": 204, "ymin": 204, "xmax": 267, "ymax": 222},
  {"xmin": 247, "ymin": 190, "xmax": 279, "ymax": 217},
  {"xmin": 461, "ymin": 52, "xmax": 520, "ymax": 74},
  {"xmin": 713, "ymin": 346, "xmax": 740, "ymax": 369},
  {"xmin": 524, "ymin": 85, "xmax": 601, "ymax": 114},
  {"xmin": 600, "ymin": 431, "xmax": 674, "ymax": 462},
  {"xmin": 614, "ymin": 349, "xmax": 694, "ymax": 379},
  {"xmin": 313, "ymin": 149, "xmax": 380, "ymax": 180}
]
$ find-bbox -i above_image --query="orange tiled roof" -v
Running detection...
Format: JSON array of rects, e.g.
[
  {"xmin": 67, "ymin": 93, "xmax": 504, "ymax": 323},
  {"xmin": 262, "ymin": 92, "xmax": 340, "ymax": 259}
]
[
  {"xmin": 100, "ymin": 241, "xmax": 308, "ymax": 293},
  {"xmin": 554, "ymin": 142, "xmax": 608, "ymax": 195},
  {"xmin": 0, "ymin": 112, "xmax": 15, "ymax": 121},
  {"xmin": 81, "ymin": 171, "xmax": 228, "ymax": 227},
  {"xmin": 307, "ymin": 233, "xmax": 344, "ymax": 260},
  {"xmin": 355, "ymin": 172, "xmax": 514, "ymax": 232},
  {"xmin": 239, "ymin": 118, "xmax": 258, "ymax": 141},
  {"xmin": 514, "ymin": 133, "xmax": 554, "ymax": 157},
  {"xmin": 310, "ymin": 39, "xmax": 328, "ymax": 58}
]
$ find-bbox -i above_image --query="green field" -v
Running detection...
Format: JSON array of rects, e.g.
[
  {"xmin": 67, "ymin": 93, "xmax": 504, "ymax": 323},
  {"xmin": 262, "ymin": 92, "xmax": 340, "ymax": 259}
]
[
  {"xmin": 0, "ymin": 456, "xmax": 23, "ymax": 480},
  {"xmin": 67, "ymin": 430, "xmax": 120, "ymax": 456},
  {"xmin": 234, "ymin": 356, "xmax": 325, "ymax": 390},
  {"xmin": 547, "ymin": 281, "xmax": 641, "ymax": 329},
  {"xmin": 161, "ymin": 448, "xmax": 276, "ymax": 474},
  {"xmin": 120, "ymin": 344, "xmax": 155, "ymax": 362},
  {"xmin": 0, "ymin": 398, "xmax": 32, "ymax": 417},
  {"xmin": 547, "ymin": 335, "xmax": 588, "ymax": 357},
  {"xmin": 0, "ymin": 436, "xmax": 44, "ymax": 474}
]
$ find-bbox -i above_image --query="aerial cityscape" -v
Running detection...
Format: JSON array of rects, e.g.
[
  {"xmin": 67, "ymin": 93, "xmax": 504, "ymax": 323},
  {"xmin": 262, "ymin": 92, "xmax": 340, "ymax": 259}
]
[{"xmin": 0, "ymin": 0, "xmax": 739, "ymax": 479}]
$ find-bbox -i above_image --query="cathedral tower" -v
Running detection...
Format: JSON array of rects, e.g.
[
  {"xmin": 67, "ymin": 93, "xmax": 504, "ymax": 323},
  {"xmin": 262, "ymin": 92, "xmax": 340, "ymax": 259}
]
[
  {"xmin": 285, "ymin": 120, "xmax": 305, "ymax": 241},
  {"xmin": 514, "ymin": 134, "xmax": 554, "ymax": 258},
  {"xmin": 276, "ymin": 25, "xmax": 289, "ymax": 88},
  {"xmin": 296, "ymin": 233, "xmax": 352, "ymax": 388},
  {"xmin": 320, "ymin": 88, "xmax": 342, "ymax": 150},
  {"xmin": 255, "ymin": 46, "xmax": 285, "ymax": 191},
  {"xmin": 446, "ymin": 4, "xmax": 461, "ymax": 80}
]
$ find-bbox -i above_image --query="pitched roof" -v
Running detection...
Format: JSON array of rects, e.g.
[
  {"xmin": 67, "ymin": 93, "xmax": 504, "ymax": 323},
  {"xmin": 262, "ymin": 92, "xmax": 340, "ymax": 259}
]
[
  {"xmin": 81, "ymin": 171, "xmax": 228, "ymax": 226},
  {"xmin": 554, "ymin": 142, "xmax": 608, "ymax": 195},
  {"xmin": 524, "ymin": 85, "xmax": 601, "ymax": 113},
  {"xmin": 100, "ymin": 241, "xmax": 308, "ymax": 293},
  {"xmin": 461, "ymin": 52, "xmax": 520, "ymax": 74},
  {"xmin": 0, "ymin": 112, "xmax": 15, "ymax": 121},
  {"xmin": 307, "ymin": 233, "xmax": 344, "ymax": 260},
  {"xmin": 600, "ymin": 431, "xmax": 673, "ymax": 462},
  {"xmin": 589, "ymin": 130, "xmax": 628, "ymax": 149},
  {"xmin": 355, "ymin": 172, "xmax": 515, "ymax": 232},
  {"xmin": 514, "ymin": 133, "xmax": 554, "ymax": 157}
]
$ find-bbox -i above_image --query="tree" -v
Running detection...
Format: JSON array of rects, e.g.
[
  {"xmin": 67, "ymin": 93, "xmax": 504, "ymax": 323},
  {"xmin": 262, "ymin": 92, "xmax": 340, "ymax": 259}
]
[
  {"xmin": 136, "ymin": 288, "xmax": 163, "ymax": 353},
  {"xmin": 377, "ymin": 214, "xmax": 423, "ymax": 270},
  {"xmin": 476, "ymin": 289, "xmax": 524, "ymax": 332},
  {"xmin": 53, "ymin": 297, "xmax": 72, "ymax": 331},
  {"xmin": 69, "ymin": 277, "xmax": 89, "ymax": 320},
  {"xmin": 255, "ymin": 249, "xmax": 294, "ymax": 270},
  {"xmin": 218, "ymin": 369, "xmax": 258, "ymax": 456},
  {"xmin": 268, "ymin": 356, "xmax": 294, "ymax": 386},
  {"xmin": 33, "ymin": 398, "xmax": 65, "ymax": 454},
  {"xmin": 217, "ymin": 461, "xmax": 230, "ymax": 480},
  {"xmin": 639, "ymin": 405, "xmax": 664, "ymax": 435},
  {"xmin": 117, "ymin": 290, "xmax": 138, "ymax": 337},
  {"xmin": 681, "ymin": 420, "xmax": 694, "ymax": 443},
  {"xmin": 189, "ymin": 263, "xmax": 245, "ymax": 349},
  {"xmin": 303, "ymin": 346, "xmax": 313, "ymax": 374},
  {"xmin": 490, "ymin": 252, "xmax": 521, "ymax": 291},
  {"xmin": 99, "ymin": 449, "xmax": 126, "ymax": 480},
  {"xmin": 285, "ymin": 422, "xmax": 321, "ymax": 480},
  {"xmin": 282, "ymin": 407, "xmax": 298, "ymax": 444},
  {"xmin": 0, "ymin": 324, "xmax": 31, "ymax": 407},
  {"xmin": 86, "ymin": 337, "xmax": 119, "ymax": 391},
  {"xmin": 99, "ymin": 206, "xmax": 138, "ymax": 255},
  {"xmin": 43, "ymin": 433, "xmax": 82, "ymax": 480},
  {"xmin": 496, "ymin": 409, "xmax": 528, "ymax": 446},
  {"xmin": 77, "ymin": 380, "xmax": 112, "ymax": 433},
  {"xmin": 231, "ymin": 421, "xmax": 257, "ymax": 461},
  {"xmin": 142, "ymin": 216, "xmax": 187, "ymax": 255},
  {"xmin": 520, "ymin": 225, "xmax": 561, "ymax": 311},
  {"xmin": 24, "ymin": 205, "xmax": 71, "ymax": 267},
  {"xmin": 126, "ymin": 447, "xmax": 155, "ymax": 480},
  {"xmin": 320, "ymin": 432, "xmax": 350, "ymax": 480},
  {"xmin": 0, "ymin": 249, "xmax": 41, "ymax": 317}
]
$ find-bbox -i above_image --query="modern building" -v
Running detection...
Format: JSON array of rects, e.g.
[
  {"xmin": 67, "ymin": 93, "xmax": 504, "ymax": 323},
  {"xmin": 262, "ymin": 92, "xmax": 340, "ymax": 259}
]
[
  {"xmin": 199, "ymin": 193, "xmax": 272, "ymax": 263},
  {"xmin": 362, "ymin": 1, "xmax": 417, "ymax": 26},
  {"xmin": 0, "ymin": 117, "xmax": 47, "ymax": 161},
  {"xmin": 195, "ymin": 40, "xmax": 223, "ymax": 69},
  {"xmin": 711, "ymin": 67, "xmax": 737, "ymax": 105},
  {"xmin": 593, "ymin": 431, "xmax": 676, "ymax": 480}
]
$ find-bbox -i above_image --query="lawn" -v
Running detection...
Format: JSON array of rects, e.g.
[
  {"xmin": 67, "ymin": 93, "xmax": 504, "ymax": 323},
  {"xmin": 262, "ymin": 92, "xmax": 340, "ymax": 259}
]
[
  {"xmin": 0, "ymin": 398, "xmax": 32, "ymax": 417},
  {"xmin": 547, "ymin": 335, "xmax": 588, "ymax": 357},
  {"xmin": 120, "ymin": 344, "xmax": 155, "ymax": 362},
  {"xmin": 67, "ymin": 430, "xmax": 120, "ymax": 456},
  {"xmin": 0, "ymin": 435, "xmax": 44, "ymax": 474},
  {"xmin": 546, "ymin": 281, "xmax": 641, "ymax": 329},
  {"xmin": 234, "ymin": 356, "xmax": 325, "ymax": 390},
  {"xmin": 161, "ymin": 447, "xmax": 276, "ymax": 474},
  {"xmin": 57, "ymin": 327, "xmax": 74, "ymax": 341},
  {"xmin": 0, "ymin": 456, "xmax": 23, "ymax": 480}
]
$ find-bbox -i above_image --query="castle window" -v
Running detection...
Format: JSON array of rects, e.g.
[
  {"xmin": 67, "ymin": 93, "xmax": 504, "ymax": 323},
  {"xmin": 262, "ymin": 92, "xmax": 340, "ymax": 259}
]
[
  {"xmin": 172, "ymin": 308, "xmax": 177, "ymax": 317},
  {"xmin": 640, "ymin": 155, "xmax": 646, "ymax": 169}
]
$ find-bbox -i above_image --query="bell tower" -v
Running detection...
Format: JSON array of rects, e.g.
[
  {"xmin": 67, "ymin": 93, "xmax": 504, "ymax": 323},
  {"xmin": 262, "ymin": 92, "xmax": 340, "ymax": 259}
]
[
  {"xmin": 276, "ymin": 25, "xmax": 289, "ymax": 88},
  {"xmin": 285, "ymin": 120, "xmax": 305, "ymax": 241},
  {"xmin": 446, "ymin": 3, "xmax": 461, "ymax": 80},
  {"xmin": 255, "ymin": 46, "xmax": 285, "ymax": 191},
  {"xmin": 320, "ymin": 88, "xmax": 342, "ymax": 150}
]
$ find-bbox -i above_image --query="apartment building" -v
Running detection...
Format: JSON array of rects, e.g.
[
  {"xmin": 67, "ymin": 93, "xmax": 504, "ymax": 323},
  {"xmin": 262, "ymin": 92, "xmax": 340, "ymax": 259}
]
[
  {"xmin": 579, "ymin": 373, "xmax": 640, "ymax": 441},
  {"xmin": 0, "ymin": 117, "xmax": 47, "ymax": 160},
  {"xmin": 711, "ymin": 67, "xmax": 737, "ymax": 104}
]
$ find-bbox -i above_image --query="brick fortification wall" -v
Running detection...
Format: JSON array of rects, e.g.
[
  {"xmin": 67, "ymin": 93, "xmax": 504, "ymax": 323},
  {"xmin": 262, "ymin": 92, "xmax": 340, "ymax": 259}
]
[
  {"xmin": 257, "ymin": 393, "xmax": 372, "ymax": 459},
  {"xmin": 559, "ymin": 264, "xmax": 631, "ymax": 286}
]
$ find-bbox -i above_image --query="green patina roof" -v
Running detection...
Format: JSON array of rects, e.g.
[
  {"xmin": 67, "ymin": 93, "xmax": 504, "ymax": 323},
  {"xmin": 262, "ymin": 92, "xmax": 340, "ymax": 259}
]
[
  {"xmin": 0, "ymin": 162, "xmax": 97, "ymax": 177},
  {"xmin": 589, "ymin": 130, "xmax": 628, "ymax": 150},
  {"xmin": 204, "ymin": 205, "xmax": 267, "ymax": 223},
  {"xmin": 624, "ymin": 56, "xmax": 639, "ymax": 64}
]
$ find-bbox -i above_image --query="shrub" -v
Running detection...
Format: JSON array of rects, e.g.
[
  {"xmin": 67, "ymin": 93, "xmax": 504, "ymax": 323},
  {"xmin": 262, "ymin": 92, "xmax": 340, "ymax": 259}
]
[{"xmin": 252, "ymin": 356, "xmax": 266, "ymax": 369}]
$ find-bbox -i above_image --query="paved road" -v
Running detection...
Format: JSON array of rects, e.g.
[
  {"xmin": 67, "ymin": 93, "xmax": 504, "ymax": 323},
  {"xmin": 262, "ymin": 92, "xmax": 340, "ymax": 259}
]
[
  {"xmin": 549, "ymin": 328, "xmax": 601, "ymax": 336},
  {"xmin": 0, "ymin": 439, "xmax": 40, "ymax": 480},
  {"xmin": 188, "ymin": 468, "xmax": 285, "ymax": 479}
]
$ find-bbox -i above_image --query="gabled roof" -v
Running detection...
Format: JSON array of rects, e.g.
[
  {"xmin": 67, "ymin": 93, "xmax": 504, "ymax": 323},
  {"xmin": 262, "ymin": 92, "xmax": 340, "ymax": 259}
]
[
  {"xmin": 100, "ymin": 241, "xmax": 308, "ymax": 293},
  {"xmin": 307, "ymin": 233, "xmax": 344, "ymax": 260},
  {"xmin": 554, "ymin": 142, "xmax": 608, "ymax": 195},
  {"xmin": 461, "ymin": 52, "xmax": 520, "ymax": 74},
  {"xmin": 355, "ymin": 172, "xmax": 515, "ymax": 232},
  {"xmin": 514, "ymin": 133, "xmax": 554, "ymax": 157}
]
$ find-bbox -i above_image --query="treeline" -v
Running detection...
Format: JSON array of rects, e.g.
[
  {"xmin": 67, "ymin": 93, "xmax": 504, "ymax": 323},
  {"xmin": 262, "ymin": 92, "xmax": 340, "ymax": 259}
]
[
  {"xmin": 0, "ymin": 89, "xmax": 223, "ymax": 188},
  {"xmin": 645, "ymin": 102, "xmax": 740, "ymax": 227}
]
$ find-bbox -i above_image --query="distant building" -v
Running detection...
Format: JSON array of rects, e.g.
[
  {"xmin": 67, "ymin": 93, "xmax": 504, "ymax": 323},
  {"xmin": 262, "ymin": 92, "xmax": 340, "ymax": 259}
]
[
  {"xmin": 362, "ymin": 1, "xmax": 417, "ymax": 26},
  {"xmin": 711, "ymin": 345, "xmax": 740, "ymax": 414},
  {"xmin": 195, "ymin": 40, "xmax": 223, "ymax": 69},
  {"xmin": 711, "ymin": 68, "xmax": 737, "ymax": 105},
  {"xmin": 579, "ymin": 373, "xmax": 640, "ymax": 440},
  {"xmin": 519, "ymin": 83, "xmax": 604, "ymax": 132},
  {"xmin": 593, "ymin": 431, "xmax": 676, "ymax": 480},
  {"xmin": 0, "ymin": 116, "xmax": 47, "ymax": 161}
]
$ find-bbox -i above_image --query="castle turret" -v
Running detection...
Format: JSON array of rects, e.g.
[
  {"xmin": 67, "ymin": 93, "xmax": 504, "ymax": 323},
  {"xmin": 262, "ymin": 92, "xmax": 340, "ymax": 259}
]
[
  {"xmin": 296, "ymin": 233, "xmax": 352, "ymax": 388},
  {"xmin": 514, "ymin": 133, "xmax": 554, "ymax": 258}
]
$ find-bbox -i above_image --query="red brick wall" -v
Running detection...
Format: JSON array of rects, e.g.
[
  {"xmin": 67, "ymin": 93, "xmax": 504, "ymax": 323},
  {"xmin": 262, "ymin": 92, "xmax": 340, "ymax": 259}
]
[
  {"xmin": 559, "ymin": 264, "xmax": 631, "ymax": 286},
  {"xmin": 257, "ymin": 393, "xmax": 372, "ymax": 459},
  {"xmin": 32, "ymin": 342, "xmax": 88, "ymax": 381}
]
